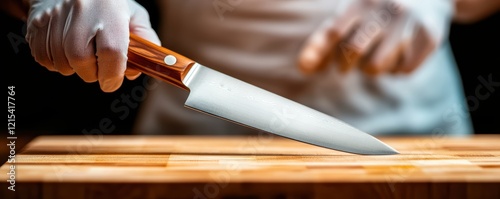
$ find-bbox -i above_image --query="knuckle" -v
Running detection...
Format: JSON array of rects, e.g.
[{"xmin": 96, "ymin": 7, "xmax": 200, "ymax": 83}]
[{"xmin": 72, "ymin": 0, "xmax": 86, "ymax": 12}]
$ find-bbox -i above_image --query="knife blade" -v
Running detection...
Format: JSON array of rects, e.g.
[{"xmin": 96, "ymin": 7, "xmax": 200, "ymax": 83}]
[{"xmin": 127, "ymin": 33, "xmax": 398, "ymax": 155}]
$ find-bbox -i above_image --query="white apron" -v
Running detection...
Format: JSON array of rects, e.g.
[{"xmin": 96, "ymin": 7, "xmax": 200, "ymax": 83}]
[{"xmin": 133, "ymin": 0, "xmax": 473, "ymax": 136}]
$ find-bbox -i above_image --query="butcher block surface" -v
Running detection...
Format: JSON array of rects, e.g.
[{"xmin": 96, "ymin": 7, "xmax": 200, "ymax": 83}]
[{"xmin": 1, "ymin": 134, "xmax": 500, "ymax": 199}]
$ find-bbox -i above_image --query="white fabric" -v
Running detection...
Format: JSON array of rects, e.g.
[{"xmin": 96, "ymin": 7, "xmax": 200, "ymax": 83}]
[{"xmin": 133, "ymin": 0, "xmax": 473, "ymax": 136}]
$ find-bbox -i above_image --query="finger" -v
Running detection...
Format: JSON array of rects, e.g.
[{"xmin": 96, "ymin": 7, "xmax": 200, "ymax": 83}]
[
  {"xmin": 298, "ymin": 1, "xmax": 363, "ymax": 74},
  {"xmin": 26, "ymin": 10, "xmax": 56, "ymax": 72},
  {"xmin": 95, "ymin": 5, "xmax": 130, "ymax": 93},
  {"xmin": 125, "ymin": 68, "xmax": 142, "ymax": 80},
  {"xmin": 340, "ymin": 3, "xmax": 391, "ymax": 72},
  {"xmin": 127, "ymin": 0, "xmax": 162, "ymax": 81},
  {"xmin": 49, "ymin": 2, "xmax": 74, "ymax": 76},
  {"xmin": 298, "ymin": 18, "xmax": 339, "ymax": 75},
  {"xmin": 398, "ymin": 26, "xmax": 436, "ymax": 74},
  {"xmin": 64, "ymin": 35, "xmax": 98, "ymax": 83},
  {"xmin": 96, "ymin": 35, "xmax": 127, "ymax": 93},
  {"xmin": 334, "ymin": 46, "xmax": 350, "ymax": 73},
  {"xmin": 63, "ymin": 4, "xmax": 98, "ymax": 83},
  {"xmin": 362, "ymin": 15, "xmax": 408, "ymax": 76},
  {"xmin": 129, "ymin": 0, "xmax": 161, "ymax": 46},
  {"xmin": 341, "ymin": 25, "xmax": 383, "ymax": 72},
  {"xmin": 362, "ymin": 37, "xmax": 405, "ymax": 76}
]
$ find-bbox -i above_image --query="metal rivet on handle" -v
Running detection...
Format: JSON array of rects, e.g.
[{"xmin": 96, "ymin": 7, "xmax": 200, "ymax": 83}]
[{"xmin": 164, "ymin": 55, "xmax": 177, "ymax": 65}]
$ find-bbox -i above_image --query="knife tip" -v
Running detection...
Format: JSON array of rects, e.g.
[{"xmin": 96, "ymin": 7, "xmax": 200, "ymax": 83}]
[
  {"xmin": 375, "ymin": 142, "xmax": 400, "ymax": 155},
  {"xmin": 351, "ymin": 137, "xmax": 400, "ymax": 155}
]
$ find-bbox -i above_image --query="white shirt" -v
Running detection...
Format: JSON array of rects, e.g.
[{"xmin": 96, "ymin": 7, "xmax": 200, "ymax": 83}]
[{"xmin": 133, "ymin": 0, "xmax": 473, "ymax": 136}]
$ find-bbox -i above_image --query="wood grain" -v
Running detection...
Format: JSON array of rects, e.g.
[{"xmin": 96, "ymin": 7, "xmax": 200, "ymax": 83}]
[
  {"xmin": 128, "ymin": 33, "xmax": 194, "ymax": 90},
  {"xmin": 1, "ymin": 134, "xmax": 500, "ymax": 199}
]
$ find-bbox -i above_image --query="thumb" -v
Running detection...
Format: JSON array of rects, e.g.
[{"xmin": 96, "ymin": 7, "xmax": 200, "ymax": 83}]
[
  {"xmin": 126, "ymin": 0, "xmax": 161, "ymax": 80},
  {"xmin": 129, "ymin": 0, "xmax": 161, "ymax": 46}
]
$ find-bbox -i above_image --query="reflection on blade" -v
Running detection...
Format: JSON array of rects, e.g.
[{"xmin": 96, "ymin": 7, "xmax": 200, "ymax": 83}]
[{"xmin": 182, "ymin": 63, "xmax": 399, "ymax": 155}]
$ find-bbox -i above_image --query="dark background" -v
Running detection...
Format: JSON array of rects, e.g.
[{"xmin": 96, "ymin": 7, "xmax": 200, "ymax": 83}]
[
  {"xmin": 2, "ymin": 3, "xmax": 499, "ymax": 140},
  {"xmin": 449, "ymin": 12, "xmax": 500, "ymax": 134}
]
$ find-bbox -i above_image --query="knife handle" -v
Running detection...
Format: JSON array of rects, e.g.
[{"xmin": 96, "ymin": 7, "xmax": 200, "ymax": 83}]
[{"xmin": 127, "ymin": 33, "xmax": 194, "ymax": 90}]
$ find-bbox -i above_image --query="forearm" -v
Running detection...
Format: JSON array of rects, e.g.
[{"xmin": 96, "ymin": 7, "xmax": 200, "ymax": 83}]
[
  {"xmin": 0, "ymin": 0, "xmax": 30, "ymax": 21},
  {"xmin": 453, "ymin": 0, "xmax": 500, "ymax": 23}
]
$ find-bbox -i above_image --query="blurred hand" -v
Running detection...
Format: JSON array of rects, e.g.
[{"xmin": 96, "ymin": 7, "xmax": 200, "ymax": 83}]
[
  {"xmin": 454, "ymin": 0, "xmax": 500, "ymax": 24},
  {"xmin": 26, "ymin": 0, "xmax": 160, "ymax": 92},
  {"xmin": 298, "ymin": 0, "xmax": 453, "ymax": 76}
]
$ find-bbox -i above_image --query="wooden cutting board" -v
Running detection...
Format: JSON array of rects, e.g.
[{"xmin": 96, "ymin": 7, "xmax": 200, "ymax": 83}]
[{"xmin": 1, "ymin": 134, "xmax": 500, "ymax": 199}]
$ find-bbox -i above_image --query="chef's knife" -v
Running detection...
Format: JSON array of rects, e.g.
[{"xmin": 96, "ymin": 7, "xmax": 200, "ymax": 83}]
[{"xmin": 127, "ymin": 33, "xmax": 398, "ymax": 155}]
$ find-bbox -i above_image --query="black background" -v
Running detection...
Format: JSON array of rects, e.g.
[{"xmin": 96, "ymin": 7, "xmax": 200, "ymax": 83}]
[
  {"xmin": 2, "ymin": 3, "xmax": 499, "ymax": 138},
  {"xmin": 449, "ymin": 12, "xmax": 500, "ymax": 134}
]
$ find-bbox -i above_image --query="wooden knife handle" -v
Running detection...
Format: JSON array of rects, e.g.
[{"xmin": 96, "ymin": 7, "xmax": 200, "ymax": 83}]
[{"xmin": 127, "ymin": 33, "xmax": 195, "ymax": 90}]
